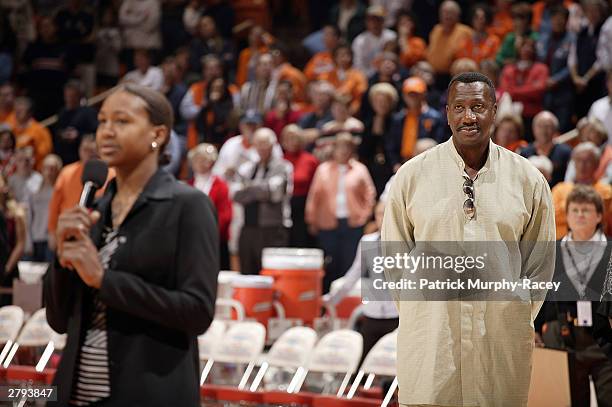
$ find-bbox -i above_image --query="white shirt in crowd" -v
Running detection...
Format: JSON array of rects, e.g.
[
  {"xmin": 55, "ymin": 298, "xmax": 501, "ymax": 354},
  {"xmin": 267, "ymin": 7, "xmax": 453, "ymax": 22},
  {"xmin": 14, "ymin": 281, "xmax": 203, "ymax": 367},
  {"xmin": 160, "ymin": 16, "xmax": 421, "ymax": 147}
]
[
  {"xmin": 122, "ymin": 66, "xmax": 164, "ymax": 92},
  {"xmin": 335, "ymin": 164, "xmax": 349, "ymax": 218},
  {"xmin": 589, "ymin": 95, "xmax": 612, "ymax": 145},
  {"xmin": 119, "ymin": 0, "xmax": 161, "ymax": 50},
  {"xmin": 351, "ymin": 28, "xmax": 397, "ymax": 76}
]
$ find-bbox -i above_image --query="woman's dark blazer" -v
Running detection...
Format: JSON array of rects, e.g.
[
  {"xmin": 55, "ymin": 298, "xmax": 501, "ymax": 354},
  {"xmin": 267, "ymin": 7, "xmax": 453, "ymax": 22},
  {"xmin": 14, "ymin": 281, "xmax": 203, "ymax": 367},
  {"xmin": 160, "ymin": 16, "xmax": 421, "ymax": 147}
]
[{"xmin": 44, "ymin": 169, "xmax": 220, "ymax": 406}]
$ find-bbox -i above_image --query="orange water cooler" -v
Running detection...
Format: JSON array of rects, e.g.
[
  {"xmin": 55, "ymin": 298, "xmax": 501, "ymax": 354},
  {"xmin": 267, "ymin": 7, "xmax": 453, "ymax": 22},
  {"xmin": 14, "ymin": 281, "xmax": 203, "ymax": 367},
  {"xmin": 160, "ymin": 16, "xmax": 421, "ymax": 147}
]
[
  {"xmin": 231, "ymin": 275, "xmax": 275, "ymax": 325},
  {"xmin": 261, "ymin": 248, "xmax": 324, "ymax": 325}
]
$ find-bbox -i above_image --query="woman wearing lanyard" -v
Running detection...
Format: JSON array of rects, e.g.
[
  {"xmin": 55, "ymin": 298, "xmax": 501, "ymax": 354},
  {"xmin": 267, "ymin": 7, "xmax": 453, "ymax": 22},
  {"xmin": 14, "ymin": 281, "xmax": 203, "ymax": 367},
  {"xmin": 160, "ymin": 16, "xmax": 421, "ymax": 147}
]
[
  {"xmin": 538, "ymin": 185, "xmax": 612, "ymax": 406},
  {"xmin": 45, "ymin": 84, "xmax": 219, "ymax": 406}
]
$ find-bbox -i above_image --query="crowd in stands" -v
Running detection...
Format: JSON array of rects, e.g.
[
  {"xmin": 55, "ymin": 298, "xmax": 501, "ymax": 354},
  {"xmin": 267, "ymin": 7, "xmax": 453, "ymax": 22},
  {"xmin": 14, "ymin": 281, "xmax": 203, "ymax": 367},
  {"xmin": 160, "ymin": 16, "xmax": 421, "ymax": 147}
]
[{"xmin": 0, "ymin": 0, "xmax": 611, "ymax": 297}]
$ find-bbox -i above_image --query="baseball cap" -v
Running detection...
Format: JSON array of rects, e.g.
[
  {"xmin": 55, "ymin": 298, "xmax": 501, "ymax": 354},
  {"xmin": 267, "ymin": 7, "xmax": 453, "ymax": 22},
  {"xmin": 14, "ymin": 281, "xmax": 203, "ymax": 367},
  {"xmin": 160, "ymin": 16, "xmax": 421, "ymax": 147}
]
[
  {"xmin": 402, "ymin": 77, "xmax": 427, "ymax": 95},
  {"xmin": 240, "ymin": 109, "xmax": 263, "ymax": 124}
]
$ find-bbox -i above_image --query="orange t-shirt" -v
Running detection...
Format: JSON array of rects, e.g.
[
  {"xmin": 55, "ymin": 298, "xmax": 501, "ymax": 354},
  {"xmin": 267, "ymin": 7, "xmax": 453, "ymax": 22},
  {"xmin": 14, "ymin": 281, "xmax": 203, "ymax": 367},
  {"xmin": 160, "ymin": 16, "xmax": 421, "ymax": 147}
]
[{"xmin": 488, "ymin": 10, "xmax": 513, "ymax": 40}]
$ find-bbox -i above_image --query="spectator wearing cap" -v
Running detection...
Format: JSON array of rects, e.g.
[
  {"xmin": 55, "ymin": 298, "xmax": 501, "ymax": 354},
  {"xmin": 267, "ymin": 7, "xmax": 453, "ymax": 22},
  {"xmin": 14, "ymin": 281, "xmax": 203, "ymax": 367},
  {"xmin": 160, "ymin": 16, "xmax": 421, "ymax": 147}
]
[
  {"xmin": 0, "ymin": 126, "xmax": 16, "ymax": 178},
  {"xmin": 388, "ymin": 76, "xmax": 446, "ymax": 172},
  {"xmin": 565, "ymin": 117, "xmax": 612, "ymax": 184},
  {"xmin": 271, "ymin": 43, "xmax": 307, "ymax": 102},
  {"xmin": 552, "ymin": 142, "xmax": 612, "ymax": 238},
  {"xmin": 319, "ymin": 44, "xmax": 368, "ymax": 115},
  {"xmin": 493, "ymin": 113, "xmax": 528, "ymax": 153},
  {"xmin": 306, "ymin": 132, "xmax": 375, "ymax": 292},
  {"xmin": 53, "ymin": 80, "xmax": 98, "ymax": 166},
  {"xmin": 496, "ymin": 2, "xmax": 539, "ymax": 66},
  {"xmin": 187, "ymin": 15, "xmax": 235, "ymax": 77},
  {"xmin": 304, "ymin": 25, "xmax": 340, "ymax": 82},
  {"xmin": 352, "ymin": 5, "xmax": 397, "ymax": 77},
  {"xmin": 0, "ymin": 83, "xmax": 15, "ymax": 125},
  {"xmin": 282, "ymin": 124, "xmax": 319, "ymax": 248},
  {"xmin": 456, "ymin": 4, "xmax": 501, "ymax": 66},
  {"xmin": 498, "ymin": 37, "xmax": 549, "ymax": 139},
  {"xmin": 233, "ymin": 128, "xmax": 293, "ymax": 275},
  {"xmin": 264, "ymin": 81, "xmax": 304, "ymax": 140},
  {"xmin": 360, "ymin": 83, "xmax": 399, "ymax": 196},
  {"xmin": 188, "ymin": 143, "xmax": 232, "ymax": 270},
  {"xmin": 539, "ymin": 5, "xmax": 575, "ymax": 133},
  {"xmin": 235, "ymin": 26, "xmax": 271, "ymax": 87},
  {"xmin": 213, "ymin": 110, "xmax": 283, "ymax": 271},
  {"xmin": 521, "ymin": 111, "xmax": 572, "ymax": 187},
  {"xmin": 238, "ymin": 53, "xmax": 277, "ymax": 116},
  {"xmin": 5, "ymin": 97, "xmax": 52, "ymax": 171},
  {"xmin": 299, "ymin": 81, "xmax": 335, "ymax": 143},
  {"xmin": 426, "ymin": 1, "xmax": 473, "ymax": 89},
  {"xmin": 122, "ymin": 49, "xmax": 165, "ymax": 91},
  {"xmin": 329, "ymin": 0, "xmax": 367, "ymax": 42},
  {"xmin": 395, "ymin": 10, "xmax": 427, "ymax": 69}
]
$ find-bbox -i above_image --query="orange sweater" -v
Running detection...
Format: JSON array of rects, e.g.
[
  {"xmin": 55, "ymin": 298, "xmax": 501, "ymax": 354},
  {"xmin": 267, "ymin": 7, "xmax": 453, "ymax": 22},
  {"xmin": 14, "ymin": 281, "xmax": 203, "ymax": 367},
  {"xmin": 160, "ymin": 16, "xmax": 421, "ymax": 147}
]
[
  {"xmin": 552, "ymin": 181, "xmax": 612, "ymax": 239},
  {"xmin": 305, "ymin": 159, "xmax": 376, "ymax": 231}
]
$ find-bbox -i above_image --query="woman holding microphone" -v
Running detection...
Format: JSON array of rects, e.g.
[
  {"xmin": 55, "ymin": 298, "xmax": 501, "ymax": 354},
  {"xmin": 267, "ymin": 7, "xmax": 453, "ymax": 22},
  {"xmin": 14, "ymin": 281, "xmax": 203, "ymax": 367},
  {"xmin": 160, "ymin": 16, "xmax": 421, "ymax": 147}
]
[{"xmin": 44, "ymin": 84, "xmax": 219, "ymax": 406}]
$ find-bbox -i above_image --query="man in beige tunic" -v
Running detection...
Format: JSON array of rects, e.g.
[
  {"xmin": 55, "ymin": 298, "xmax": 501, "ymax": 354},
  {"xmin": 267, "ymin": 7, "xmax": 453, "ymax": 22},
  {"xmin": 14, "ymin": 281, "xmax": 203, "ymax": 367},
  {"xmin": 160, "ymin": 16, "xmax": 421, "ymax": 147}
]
[{"xmin": 381, "ymin": 72, "xmax": 556, "ymax": 406}]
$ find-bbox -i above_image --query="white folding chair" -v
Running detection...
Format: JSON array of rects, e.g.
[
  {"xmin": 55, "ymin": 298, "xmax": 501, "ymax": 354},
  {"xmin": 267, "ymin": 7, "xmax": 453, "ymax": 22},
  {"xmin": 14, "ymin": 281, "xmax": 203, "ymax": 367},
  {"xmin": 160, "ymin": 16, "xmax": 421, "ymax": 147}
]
[
  {"xmin": 0, "ymin": 305, "xmax": 25, "ymax": 367},
  {"xmin": 200, "ymin": 321, "xmax": 266, "ymax": 388},
  {"xmin": 251, "ymin": 326, "xmax": 317, "ymax": 392},
  {"xmin": 294, "ymin": 329, "xmax": 363, "ymax": 397},
  {"xmin": 346, "ymin": 330, "xmax": 397, "ymax": 401}
]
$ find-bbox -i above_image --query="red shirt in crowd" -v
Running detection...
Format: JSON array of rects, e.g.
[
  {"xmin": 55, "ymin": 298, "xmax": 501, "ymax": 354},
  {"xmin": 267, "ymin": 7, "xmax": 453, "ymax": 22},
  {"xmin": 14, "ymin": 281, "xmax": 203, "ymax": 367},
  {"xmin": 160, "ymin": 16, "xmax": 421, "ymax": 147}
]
[
  {"xmin": 498, "ymin": 62, "xmax": 549, "ymax": 118},
  {"xmin": 188, "ymin": 175, "xmax": 232, "ymax": 241},
  {"xmin": 283, "ymin": 150, "xmax": 318, "ymax": 197}
]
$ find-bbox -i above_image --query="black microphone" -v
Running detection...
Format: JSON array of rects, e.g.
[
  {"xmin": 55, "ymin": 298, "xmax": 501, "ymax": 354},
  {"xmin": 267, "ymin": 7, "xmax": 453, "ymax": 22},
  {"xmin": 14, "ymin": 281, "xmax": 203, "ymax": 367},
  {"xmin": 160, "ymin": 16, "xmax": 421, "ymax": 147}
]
[{"xmin": 79, "ymin": 159, "xmax": 109, "ymax": 208}]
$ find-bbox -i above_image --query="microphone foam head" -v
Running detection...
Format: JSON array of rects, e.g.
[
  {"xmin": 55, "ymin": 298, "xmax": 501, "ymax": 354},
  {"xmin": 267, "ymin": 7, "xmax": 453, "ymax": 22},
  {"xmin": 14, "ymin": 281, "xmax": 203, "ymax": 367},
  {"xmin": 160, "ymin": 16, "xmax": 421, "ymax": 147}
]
[{"xmin": 81, "ymin": 159, "xmax": 109, "ymax": 188}]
